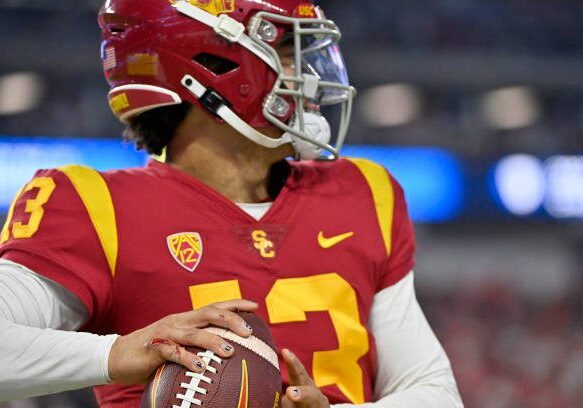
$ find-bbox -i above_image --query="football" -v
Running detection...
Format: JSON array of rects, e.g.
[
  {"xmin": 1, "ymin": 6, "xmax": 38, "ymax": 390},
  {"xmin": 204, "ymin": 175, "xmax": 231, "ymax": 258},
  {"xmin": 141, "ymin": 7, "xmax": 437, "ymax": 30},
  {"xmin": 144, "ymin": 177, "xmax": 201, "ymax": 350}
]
[{"xmin": 141, "ymin": 312, "xmax": 281, "ymax": 408}]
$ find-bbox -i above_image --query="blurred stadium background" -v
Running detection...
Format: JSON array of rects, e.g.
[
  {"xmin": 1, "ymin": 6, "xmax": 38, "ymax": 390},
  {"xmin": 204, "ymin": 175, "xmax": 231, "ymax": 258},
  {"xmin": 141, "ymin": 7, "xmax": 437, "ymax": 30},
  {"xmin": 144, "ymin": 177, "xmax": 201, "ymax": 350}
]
[{"xmin": 1, "ymin": 0, "xmax": 583, "ymax": 407}]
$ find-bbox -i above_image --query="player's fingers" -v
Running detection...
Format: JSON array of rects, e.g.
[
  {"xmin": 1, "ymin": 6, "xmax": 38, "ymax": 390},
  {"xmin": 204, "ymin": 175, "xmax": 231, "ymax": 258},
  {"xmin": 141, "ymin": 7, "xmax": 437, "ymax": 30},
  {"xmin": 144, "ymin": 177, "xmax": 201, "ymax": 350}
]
[
  {"xmin": 146, "ymin": 338, "xmax": 206, "ymax": 373},
  {"xmin": 169, "ymin": 299, "xmax": 257, "ymax": 324},
  {"xmin": 170, "ymin": 327, "xmax": 237, "ymax": 358},
  {"xmin": 283, "ymin": 348, "xmax": 314, "ymax": 386},
  {"xmin": 183, "ymin": 304, "xmax": 256, "ymax": 337},
  {"xmin": 285, "ymin": 385, "xmax": 329, "ymax": 407},
  {"xmin": 211, "ymin": 299, "xmax": 259, "ymax": 312}
]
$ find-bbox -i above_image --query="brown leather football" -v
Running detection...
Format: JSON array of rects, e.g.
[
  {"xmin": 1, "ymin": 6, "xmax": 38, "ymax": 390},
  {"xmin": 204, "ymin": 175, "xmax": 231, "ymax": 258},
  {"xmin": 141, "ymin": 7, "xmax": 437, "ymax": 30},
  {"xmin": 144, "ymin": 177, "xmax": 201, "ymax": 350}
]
[{"xmin": 141, "ymin": 312, "xmax": 281, "ymax": 408}]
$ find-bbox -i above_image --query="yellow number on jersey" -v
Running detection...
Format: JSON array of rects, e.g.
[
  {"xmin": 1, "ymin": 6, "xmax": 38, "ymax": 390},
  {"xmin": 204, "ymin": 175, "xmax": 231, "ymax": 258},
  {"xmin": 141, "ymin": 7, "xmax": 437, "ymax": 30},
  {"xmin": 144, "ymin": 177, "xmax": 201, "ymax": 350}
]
[
  {"xmin": 1, "ymin": 177, "xmax": 56, "ymax": 243},
  {"xmin": 189, "ymin": 274, "xmax": 369, "ymax": 404},
  {"xmin": 266, "ymin": 274, "xmax": 368, "ymax": 404},
  {"xmin": 189, "ymin": 280, "xmax": 242, "ymax": 310}
]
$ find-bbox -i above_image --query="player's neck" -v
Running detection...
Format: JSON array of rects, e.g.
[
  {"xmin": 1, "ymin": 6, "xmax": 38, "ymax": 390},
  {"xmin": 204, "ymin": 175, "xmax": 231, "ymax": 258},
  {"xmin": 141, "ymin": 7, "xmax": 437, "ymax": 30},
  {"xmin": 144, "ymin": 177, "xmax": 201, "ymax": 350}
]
[{"xmin": 166, "ymin": 111, "xmax": 293, "ymax": 203}]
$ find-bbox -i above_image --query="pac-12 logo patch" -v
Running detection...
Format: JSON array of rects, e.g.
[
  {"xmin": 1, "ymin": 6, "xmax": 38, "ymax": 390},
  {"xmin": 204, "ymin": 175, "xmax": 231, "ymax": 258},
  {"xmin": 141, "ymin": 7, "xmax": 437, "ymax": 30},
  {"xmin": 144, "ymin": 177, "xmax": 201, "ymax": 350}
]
[{"xmin": 166, "ymin": 232, "xmax": 203, "ymax": 272}]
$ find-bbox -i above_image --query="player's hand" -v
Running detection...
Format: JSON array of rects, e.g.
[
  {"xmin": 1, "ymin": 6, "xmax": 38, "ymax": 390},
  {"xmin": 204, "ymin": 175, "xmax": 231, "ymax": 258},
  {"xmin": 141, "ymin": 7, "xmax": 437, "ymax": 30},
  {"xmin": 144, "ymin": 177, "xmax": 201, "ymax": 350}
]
[
  {"xmin": 108, "ymin": 299, "xmax": 258, "ymax": 384},
  {"xmin": 281, "ymin": 348, "xmax": 330, "ymax": 408}
]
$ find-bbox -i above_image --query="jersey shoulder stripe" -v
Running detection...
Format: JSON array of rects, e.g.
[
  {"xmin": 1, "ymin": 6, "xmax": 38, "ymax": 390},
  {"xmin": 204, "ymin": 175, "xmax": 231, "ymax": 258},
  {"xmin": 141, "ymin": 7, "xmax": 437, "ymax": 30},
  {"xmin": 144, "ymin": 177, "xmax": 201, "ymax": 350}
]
[
  {"xmin": 58, "ymin": 165, "xmax": 118, "ymax": 276},
  {"xmin": 346, "ymin": 158, "xmax": 395, "ymax": 257}
]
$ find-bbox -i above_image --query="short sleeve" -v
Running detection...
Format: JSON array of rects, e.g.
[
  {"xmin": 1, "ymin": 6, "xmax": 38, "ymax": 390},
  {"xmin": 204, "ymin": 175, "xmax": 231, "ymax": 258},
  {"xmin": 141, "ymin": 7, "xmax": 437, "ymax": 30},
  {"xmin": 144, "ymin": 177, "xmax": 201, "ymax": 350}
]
[
  {"xmin": 0, "ymin": 167, "xmax": 115, "ymax": 327},
  {"xmin": 377, "ymin": 175, "xmax": 416, "ymax": 291}
]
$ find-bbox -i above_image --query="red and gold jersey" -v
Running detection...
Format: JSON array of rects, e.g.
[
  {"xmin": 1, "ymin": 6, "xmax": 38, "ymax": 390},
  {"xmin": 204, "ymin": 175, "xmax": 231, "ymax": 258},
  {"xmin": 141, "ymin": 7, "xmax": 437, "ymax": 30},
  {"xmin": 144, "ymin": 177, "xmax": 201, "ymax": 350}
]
[{"xmin": 0, "ymin": 158, "xmax": 415, "ymax": 407}]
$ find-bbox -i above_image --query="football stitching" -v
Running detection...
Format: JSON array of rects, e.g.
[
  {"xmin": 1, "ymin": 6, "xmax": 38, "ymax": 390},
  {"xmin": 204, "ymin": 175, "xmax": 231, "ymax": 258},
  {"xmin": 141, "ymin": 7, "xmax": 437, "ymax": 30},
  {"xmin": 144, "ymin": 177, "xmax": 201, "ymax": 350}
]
[
  {"xmin": 173, "ymin": 351, "xmax": 222, "ymax": 408},
  {"xmin": 204, "ymin": 327, "xmax": 279, "ymax": 371}
]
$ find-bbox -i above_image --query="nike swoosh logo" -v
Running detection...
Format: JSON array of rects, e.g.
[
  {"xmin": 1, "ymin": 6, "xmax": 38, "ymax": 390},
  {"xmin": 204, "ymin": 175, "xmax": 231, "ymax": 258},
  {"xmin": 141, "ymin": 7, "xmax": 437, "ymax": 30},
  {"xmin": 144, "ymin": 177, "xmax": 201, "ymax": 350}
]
[{"xmin": 318, "ymin": 231, "xmax": 355, "ymax": 249}]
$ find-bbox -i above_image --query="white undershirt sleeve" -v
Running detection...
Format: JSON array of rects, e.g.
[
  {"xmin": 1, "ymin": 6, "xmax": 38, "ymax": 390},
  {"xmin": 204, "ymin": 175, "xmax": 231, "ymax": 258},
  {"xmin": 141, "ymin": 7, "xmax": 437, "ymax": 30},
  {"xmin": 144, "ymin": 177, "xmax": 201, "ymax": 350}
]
[
  {"xmin": 0, "ymin": 259, "xmax": 117, "ymax": 402},
  {"xmin": 0, "ymin": 259, "xmax": 87, "ymax": 330},
  {"xmin": 333, "ymin": 272, "xmax": 463, "ymax": 407}
]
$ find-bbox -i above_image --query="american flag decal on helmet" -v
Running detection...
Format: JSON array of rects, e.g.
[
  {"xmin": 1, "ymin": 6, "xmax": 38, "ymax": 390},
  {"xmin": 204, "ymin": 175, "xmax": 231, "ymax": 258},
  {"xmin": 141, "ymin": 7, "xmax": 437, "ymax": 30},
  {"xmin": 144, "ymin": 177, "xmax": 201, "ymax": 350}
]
[{"xmin": 102, "ymin": 46, "xmax": 117, "ymax": 70}]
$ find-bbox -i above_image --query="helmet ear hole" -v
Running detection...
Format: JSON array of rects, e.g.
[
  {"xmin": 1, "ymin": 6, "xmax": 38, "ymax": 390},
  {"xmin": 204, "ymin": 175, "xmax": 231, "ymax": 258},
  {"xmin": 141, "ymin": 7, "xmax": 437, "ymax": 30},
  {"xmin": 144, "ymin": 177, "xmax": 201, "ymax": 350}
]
[
  {"xmin": 193, "ymin": 53, "xmax": 239, "ymax": 75},
  {"xmin": 103, "ymin": 25, "xmax": 127, "ymax": 38},
  {"xmin": 109, "ymin": 27, "xmax": 126, "ymax": 34}
]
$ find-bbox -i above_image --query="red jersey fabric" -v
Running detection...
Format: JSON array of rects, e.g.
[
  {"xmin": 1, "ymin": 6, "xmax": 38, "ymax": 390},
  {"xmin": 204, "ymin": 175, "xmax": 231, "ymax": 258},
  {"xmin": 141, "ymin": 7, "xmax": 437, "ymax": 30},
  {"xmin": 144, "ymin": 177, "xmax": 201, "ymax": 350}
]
[{"xmin": 0, "ymin": 158, "xmax": 415, "ymax": 407}]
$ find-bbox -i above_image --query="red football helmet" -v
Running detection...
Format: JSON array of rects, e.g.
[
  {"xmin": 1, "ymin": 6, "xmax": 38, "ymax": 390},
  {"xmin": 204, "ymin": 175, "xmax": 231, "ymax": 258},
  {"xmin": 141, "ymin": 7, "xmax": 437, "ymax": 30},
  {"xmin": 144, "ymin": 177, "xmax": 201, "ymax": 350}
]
[{"xmin": 99, "ymin": 0, "xmax": 356, "ymax": 159}]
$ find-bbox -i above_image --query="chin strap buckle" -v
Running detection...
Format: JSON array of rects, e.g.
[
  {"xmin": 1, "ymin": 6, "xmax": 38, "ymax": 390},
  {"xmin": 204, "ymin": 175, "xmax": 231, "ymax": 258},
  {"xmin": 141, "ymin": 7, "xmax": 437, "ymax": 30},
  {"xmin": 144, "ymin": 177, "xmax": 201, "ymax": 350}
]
[
  {"xmin": 181, "ymin": 75, "xmax": 229, "ymax": 117},
  {"xmin": 199, "ymin": 88, "xmax": 229, "ymax": 116}
]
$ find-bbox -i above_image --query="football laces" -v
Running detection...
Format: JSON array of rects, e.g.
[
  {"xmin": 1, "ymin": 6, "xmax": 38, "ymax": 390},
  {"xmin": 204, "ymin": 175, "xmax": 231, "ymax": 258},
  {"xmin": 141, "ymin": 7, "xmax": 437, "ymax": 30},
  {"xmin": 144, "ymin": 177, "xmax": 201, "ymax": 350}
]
[{"xmin": 173, "ymin": 351, "xmax": 223, "ymax": 407}]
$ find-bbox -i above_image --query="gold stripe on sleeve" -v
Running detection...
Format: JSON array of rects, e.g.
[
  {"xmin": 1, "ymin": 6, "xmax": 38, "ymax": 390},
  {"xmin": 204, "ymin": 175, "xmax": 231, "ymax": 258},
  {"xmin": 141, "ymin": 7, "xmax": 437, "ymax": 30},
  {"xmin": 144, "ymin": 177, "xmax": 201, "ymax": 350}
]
[
  {"xmin": 59, "ymin": 165, "xmax": 118, "ymax": 276},
  {"xmin": 347, "ymin": 158, "xmax": 394, "ymax": 256}
]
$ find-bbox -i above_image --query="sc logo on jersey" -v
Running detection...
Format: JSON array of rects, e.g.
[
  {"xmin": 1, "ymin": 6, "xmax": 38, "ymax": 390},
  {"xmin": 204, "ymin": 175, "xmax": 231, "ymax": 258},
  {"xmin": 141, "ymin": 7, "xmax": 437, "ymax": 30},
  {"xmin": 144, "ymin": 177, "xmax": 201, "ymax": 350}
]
[{"xmin": 252, "ymin": 230, "xmax": 275, "ymax": 258}]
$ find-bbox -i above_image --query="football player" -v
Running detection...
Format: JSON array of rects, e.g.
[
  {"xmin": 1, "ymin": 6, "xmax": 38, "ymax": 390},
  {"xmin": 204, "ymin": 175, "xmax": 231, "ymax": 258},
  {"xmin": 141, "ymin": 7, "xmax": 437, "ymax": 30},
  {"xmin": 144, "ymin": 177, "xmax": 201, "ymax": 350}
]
[{"xmin": 0, "ymin": 0, "xmax": 462, "ymax": 406}]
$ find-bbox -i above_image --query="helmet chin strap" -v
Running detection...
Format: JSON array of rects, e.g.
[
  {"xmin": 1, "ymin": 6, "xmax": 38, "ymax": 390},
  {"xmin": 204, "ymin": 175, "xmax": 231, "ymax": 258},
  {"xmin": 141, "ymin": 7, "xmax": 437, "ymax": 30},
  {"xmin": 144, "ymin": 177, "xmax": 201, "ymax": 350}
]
[{"xmin": 181, "ymin": 75, "xmax": 330, "ymax": 160}]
